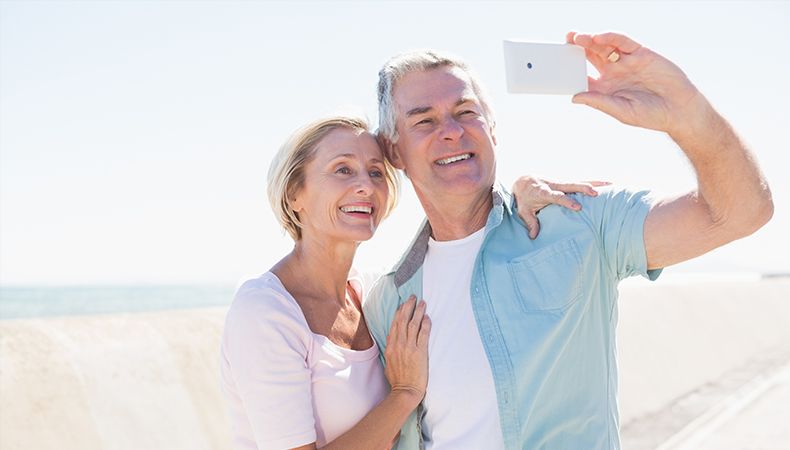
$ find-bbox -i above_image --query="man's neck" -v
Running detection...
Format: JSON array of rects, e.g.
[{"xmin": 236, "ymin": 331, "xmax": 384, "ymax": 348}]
[{"xmin": 417, "ymin": 186, "xmax": 494, "ymax": 241}]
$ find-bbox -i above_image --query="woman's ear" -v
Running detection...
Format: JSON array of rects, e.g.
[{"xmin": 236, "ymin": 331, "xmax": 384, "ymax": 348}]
[{"xmin": 289, "ymin": 193, "xmax": 303, "ymax": 214}]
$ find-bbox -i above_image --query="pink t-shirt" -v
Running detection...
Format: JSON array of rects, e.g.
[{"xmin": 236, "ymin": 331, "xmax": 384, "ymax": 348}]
[{"xmin": 220, "ymin": 271, "xmax": 388, "ymax": 449}]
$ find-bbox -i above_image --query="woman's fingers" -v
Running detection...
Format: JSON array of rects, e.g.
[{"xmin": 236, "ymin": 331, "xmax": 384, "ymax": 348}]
[
  {"xmin": 416, "ymin": 315, "xmax": 431, "ymax": 350},
  {"xmin": 519, "ymin": 210, "xmax": 540, "ymax": 240},
  {"xmin": 390, "ymin": 295, "xmax": 416, "ymax": 346},
  {"xmin": 407, "ymin": 300, "xmax": 426, "ymax": 342},
  {"xmin": 582, "ymin": 180, "xmax": 612, "ymax": 187},
  {"xmin": 547, "ymin": 181, "xmax": 610, "ymax": 197}
]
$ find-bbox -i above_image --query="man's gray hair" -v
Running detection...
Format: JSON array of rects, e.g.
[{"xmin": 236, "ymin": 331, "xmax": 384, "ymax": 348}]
[{"xmin": 377, "ymin": 49, "xmax": 495, "ymax": 143}]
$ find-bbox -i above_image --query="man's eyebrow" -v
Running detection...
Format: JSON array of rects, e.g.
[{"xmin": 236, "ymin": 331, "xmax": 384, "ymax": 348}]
[
  {"xmin": 406, "ymin": 98, "xmax": 478, "ymax": 117},
  {"xmin": 406, "ymin": 106, "xmax": 432, "ymax": 117},
  {"xmin": 456, "ymin": 97, "xmax": 477, "ymax": 106}
]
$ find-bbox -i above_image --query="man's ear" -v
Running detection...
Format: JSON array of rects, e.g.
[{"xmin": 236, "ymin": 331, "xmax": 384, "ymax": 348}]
[
  {"xmin": 490, "ymin": 121, "xmax": 497, "ymax": 146},
  {"xmin": 377, "ymin": 134, "xmax": 405, "ymax": 170}
]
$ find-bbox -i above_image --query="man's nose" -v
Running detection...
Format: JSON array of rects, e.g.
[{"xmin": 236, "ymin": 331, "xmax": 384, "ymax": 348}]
[{"xmin": 439, "ymin": 117, "xmax": 464, "ymax": 141}]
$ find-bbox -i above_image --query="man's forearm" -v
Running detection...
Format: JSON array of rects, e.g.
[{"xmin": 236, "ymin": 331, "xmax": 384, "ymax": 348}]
[{"xmin": 668, "ymin": 94, "xmax": 773, "ymax": 236}]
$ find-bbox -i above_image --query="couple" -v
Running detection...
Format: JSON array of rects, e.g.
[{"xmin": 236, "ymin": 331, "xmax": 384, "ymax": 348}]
[{"xmin": 220, "ymin": 31, "xmax": 773, "ymax": 450}]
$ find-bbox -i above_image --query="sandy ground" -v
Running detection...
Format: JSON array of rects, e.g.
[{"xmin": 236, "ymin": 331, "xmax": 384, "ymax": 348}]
[
  {"xmin": 617, "ymin": 278, "xmax": 790, "ymax": 449},
  {"xmin": 1, "ymin": 279, "xmax": 788, "ymax": 450}
]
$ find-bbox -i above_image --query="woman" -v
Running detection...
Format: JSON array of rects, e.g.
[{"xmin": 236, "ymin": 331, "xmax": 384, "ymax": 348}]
[{"xmin": 220, "ymin": 115, "xmax": 601, "ymax": 449}]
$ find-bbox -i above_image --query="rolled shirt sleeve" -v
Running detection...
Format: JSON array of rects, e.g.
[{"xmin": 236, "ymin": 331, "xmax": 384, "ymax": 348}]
[{"xmin": 575, "ymin": 188, "xmax": 662, "ymax": 281}]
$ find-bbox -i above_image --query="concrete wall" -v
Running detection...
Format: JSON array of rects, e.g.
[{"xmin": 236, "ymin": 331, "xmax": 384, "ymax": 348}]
[{"xmin": 1, "ymin": 279, "xmax": 788, "ymax": 450}]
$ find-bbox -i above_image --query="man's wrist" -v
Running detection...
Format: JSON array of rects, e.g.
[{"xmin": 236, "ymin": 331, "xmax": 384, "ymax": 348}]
[{"xmin": 666, "ymin": 91, "xmax": 720, "ymax": 144}]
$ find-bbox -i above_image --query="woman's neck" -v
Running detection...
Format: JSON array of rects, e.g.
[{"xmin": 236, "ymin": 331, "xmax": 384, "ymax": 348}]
[{"xmin": 272, "ymin": 235, "xmax": 357, "ymax": 305}]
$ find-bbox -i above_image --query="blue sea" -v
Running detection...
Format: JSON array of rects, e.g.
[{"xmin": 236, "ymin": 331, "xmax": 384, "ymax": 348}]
[{"xmin": 0, "ymin": 285, "xmax": 236, "ymax": 320}]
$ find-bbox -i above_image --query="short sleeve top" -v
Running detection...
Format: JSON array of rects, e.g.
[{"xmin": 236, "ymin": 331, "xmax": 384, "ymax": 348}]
[{"xmin": 220, "ymin": 270, "xmax": 388, "ymax": 449}]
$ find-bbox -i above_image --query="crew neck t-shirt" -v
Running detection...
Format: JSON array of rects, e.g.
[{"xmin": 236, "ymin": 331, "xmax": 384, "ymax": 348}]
[{"xmin": 421, "ymin": 227, "xmax": 505, "ymax": 449}]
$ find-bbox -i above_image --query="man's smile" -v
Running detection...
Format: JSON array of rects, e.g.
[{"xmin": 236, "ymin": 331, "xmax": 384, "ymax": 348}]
[{"xmin": 435, "ymin": 153, "xmax": 474, "ymax": 165}]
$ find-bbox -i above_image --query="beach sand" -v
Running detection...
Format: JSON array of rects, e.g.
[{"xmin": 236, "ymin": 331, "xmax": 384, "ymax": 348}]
[{"xmin": 1, "ymin": 279, "xmax": 788, "ymax": 450}]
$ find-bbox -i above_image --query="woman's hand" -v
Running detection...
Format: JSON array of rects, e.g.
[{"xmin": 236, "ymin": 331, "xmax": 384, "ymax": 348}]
[
  {"xmin": 513, "ymin": 176, "xmax": 610, "ymax": 239},
  {"xmin": 384, "ymin": 296, "xmax": 430, "ymax": 409}
]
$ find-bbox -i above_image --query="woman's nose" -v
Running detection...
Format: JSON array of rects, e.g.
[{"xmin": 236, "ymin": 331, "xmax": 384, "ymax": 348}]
[{"xmin": 355, "ymin": 174, "xmax": 374, "ymax": 196}]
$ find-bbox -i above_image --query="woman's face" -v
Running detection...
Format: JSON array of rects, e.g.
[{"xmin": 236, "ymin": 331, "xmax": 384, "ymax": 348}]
[{"xmin": 292, "ymin": 128, "xmax": 390, "ymax": 243}]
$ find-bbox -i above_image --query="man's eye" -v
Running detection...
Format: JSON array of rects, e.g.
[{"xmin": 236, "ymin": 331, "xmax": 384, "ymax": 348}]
[
  {"xmin": 460, "ymin": 110, "xmax": 477, "ymax": 116},
  {"xmin": 415, "ymin": 118, "xmax": 433, "ymax": 125},
  {"xmin": 335, "ymin": 166, "xmax": 352, "ymax": 175}
]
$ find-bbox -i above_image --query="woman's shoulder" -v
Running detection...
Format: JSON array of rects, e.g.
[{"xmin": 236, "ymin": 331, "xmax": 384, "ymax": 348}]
[{"xmin": 225, "ymin": 272, "xmax": 309, "ymax": 333}]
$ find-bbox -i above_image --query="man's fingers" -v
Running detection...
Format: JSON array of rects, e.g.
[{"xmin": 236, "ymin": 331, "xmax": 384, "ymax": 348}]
[
  {"xmin": 569, "ymin": 32, "xmax": 612, "ymax": 70},
  {"xmin": 593, "ymin": 32, "xmax": 642, "ymax": 54},
  {"xmin": 572, "ymin": 92, "xmax": 631, "ymax": 124}
]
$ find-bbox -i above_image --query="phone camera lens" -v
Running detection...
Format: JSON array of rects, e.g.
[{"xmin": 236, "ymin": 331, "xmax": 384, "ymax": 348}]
[{"xmin": 527, "ymin": 62, "xmax": 533, "ymax": 69}]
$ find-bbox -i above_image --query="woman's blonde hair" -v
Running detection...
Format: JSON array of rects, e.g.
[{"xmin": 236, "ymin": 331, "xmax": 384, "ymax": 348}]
[{"xmin": 267, "ymin": 115, "xmax": 400, "ymax": 241}]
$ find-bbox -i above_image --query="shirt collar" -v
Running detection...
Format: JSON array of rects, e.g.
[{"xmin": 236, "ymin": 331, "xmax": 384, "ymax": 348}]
[{"xmin": 392, "ymin": 182, "xmax": 512, "ymax": 287}]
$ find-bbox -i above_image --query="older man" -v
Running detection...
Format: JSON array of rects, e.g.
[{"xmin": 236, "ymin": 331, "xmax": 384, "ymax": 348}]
[{"xmin": 363, "ymin": 31, "xmax": 773, "ymax": 449}]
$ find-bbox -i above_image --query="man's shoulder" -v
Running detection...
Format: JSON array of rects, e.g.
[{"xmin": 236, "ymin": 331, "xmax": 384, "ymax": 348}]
[
  {"xmin": 536, "ymin": 186, "xmax": 654, "ymax": 225},
  {"xmin": 575, "ymin": 186, "xmax": 652, "ymax": 208}
]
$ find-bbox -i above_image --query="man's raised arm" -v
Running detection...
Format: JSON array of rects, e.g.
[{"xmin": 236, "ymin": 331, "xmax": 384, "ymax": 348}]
[{"xmin": 569, "ymin": 31, "xmax": 773, "ymax": 270}]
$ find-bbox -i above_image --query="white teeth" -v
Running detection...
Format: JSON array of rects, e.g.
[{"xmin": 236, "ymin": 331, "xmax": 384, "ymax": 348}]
[
  {"xmin": 436, "ymin": 153, "xmax": 472, "ymax": 165},
  {"xmin": 341, "ymin": 206, "xmax": 372, "ymax": 214}
]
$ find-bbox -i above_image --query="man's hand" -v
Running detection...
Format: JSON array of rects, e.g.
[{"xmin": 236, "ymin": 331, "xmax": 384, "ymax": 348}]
[
  {"xmin": 568, "ymin": 31, "xmax": 707, "ymax": 139},
  {"xmin": 568, "ymin": 31, "xmax": 773, "ymax": 269},
  {"xmin": 513, "ymin": 176, "xmax": 610, "ymax": 239}
]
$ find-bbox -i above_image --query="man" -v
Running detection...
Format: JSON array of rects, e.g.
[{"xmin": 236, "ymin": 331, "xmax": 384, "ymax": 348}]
[{"xmin": 363, "ymin": 31, "xmax": 773, "ymax": 449}]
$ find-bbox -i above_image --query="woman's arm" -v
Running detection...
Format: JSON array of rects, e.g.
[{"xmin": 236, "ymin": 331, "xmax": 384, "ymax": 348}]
[{"xmin": 291, "ymin": 296, "xmax": 430, "ymax": 450}]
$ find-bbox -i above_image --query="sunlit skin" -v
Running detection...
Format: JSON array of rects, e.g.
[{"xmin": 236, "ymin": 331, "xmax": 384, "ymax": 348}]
[
  {"xmin": 389, "ymin": 66, "xmax": 498, "ymax": 241},
  {"xmin": 292, "ymin": 128, "xmax": 389, "ymax": 247},
  {"xmin": 271, "ymin": 127, "xmax": 431, "ymax": 450},
  {"xmin": 274, "ymin": 128, "xmax": 389, "ymax": 351}
]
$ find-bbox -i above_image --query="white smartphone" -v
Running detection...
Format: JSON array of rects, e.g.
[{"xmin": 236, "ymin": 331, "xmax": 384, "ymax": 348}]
[{"xmin": 503, "ymin": 40, "xmax": 588, "ymax": 95}]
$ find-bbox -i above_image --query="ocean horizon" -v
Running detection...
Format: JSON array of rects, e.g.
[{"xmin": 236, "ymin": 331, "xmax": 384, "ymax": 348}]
[
  {"xmin": 0, "ymin": 284, "xmax": 236, "ymax": 320},
  {"xmin": 1, "ymin": 271, "xmax": 786, "ymax": 321}
]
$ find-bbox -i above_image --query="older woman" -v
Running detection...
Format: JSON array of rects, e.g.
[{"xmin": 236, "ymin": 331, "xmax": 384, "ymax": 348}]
[{"xmin": 220, "ymin": 115, "xmax": 602, "ymax": 450}]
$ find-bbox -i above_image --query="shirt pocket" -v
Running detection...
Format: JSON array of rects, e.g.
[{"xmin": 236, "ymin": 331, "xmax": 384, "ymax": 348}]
[{"xmin": 506, "ymin": 238, "xmax": 583, "ymax": 312}]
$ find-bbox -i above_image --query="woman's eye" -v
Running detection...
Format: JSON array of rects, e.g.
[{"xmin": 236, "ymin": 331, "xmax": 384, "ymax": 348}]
[
  {"xmin": 369, "ymin": 169, "xmax": 384, "ymax": 178},
  {"xmin": 335, "ymin": 166, "xmax": 352, "ymax": 175}
]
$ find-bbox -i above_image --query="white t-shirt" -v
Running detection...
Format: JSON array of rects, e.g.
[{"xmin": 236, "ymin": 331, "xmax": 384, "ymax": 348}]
[
  {"xmin": 220, "ymin": 271, "xmax": 388, "ymax": 450},
  {"xmin": 421, "ymin": 227, "xmax": 505, "ymax": 450}
]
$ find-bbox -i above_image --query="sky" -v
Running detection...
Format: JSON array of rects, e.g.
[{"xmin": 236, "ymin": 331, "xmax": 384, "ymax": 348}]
[{"xmin": 1, "ymin": 1, "xmax": 788, "ymax": 286}]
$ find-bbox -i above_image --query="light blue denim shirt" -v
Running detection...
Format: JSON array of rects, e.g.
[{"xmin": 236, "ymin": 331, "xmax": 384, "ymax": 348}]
[{"xmin": 363, "ymin": 184, "xmax": 660, "ymax": 450}]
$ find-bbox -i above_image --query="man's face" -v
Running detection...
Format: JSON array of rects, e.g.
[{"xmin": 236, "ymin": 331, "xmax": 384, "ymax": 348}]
[{"xmin": 390, "ymin": 66, "xmax": 497, "ymax": 202}]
